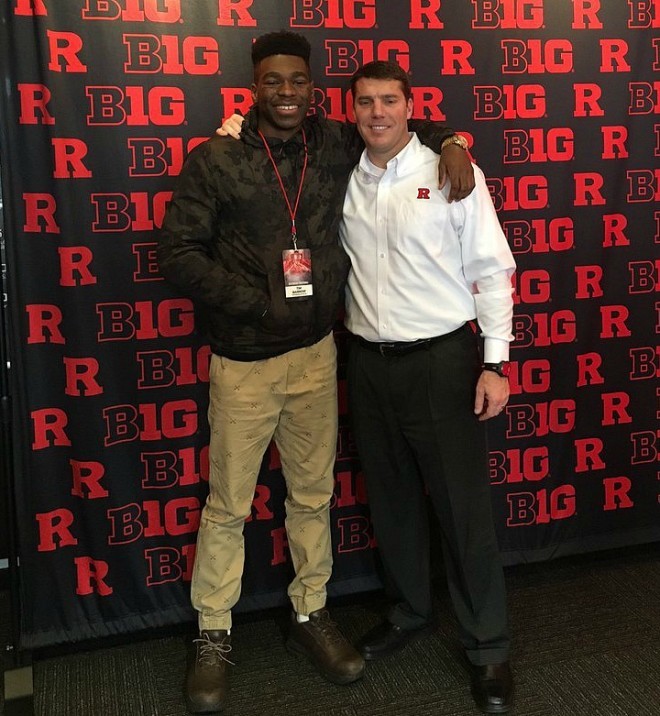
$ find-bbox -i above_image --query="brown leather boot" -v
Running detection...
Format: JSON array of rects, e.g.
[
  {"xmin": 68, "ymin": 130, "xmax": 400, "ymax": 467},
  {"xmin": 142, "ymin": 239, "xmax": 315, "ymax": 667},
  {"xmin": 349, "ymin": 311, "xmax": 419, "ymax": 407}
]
[
  {"xmin": 185, "ymin": 630, "xmax": 232, "ymax": 713},
  {"xmin": 286, "ymin": 609, "xmax": 365, "ymax": 685}
]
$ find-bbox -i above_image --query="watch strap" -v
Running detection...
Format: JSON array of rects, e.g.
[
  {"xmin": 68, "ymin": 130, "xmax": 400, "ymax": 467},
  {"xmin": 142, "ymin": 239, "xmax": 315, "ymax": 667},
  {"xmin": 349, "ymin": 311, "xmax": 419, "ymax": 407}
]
[{"xmin": 482, "ymin": 361, "xmax": 510, "ymax": 378}]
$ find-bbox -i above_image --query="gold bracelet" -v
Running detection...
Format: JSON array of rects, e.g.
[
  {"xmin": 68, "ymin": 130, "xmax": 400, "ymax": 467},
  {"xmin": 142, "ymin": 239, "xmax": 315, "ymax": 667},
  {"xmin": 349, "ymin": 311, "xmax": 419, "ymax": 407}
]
[{"xmin": 441, "ymin": 134, "xmax": 468, "ymax": 151}]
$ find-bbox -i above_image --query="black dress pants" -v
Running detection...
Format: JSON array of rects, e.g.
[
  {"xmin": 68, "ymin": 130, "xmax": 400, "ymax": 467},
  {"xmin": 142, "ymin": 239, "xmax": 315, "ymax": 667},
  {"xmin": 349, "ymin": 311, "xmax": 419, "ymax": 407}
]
[{"xmin": 347, "ymin": 324, "xmax": 509, "ymax": 666}]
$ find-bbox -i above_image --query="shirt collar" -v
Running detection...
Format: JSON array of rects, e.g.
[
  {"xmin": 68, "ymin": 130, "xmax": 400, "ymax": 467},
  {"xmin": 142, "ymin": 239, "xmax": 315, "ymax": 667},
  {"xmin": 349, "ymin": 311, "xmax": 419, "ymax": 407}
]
[{"xmin": 357, "ymin": 132, "xmax": 425, "ymax": 179}]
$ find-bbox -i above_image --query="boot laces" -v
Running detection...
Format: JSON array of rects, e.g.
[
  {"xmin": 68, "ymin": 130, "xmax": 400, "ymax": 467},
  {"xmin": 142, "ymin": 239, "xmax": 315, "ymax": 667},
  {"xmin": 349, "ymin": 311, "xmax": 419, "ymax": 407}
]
[
  {"xmin": 194, "ymin": 633, "xmax": 235, "ymax": 666},
  {"xmin": 312, "ymin": 610, "xmax": 348, "ymax": 646}
]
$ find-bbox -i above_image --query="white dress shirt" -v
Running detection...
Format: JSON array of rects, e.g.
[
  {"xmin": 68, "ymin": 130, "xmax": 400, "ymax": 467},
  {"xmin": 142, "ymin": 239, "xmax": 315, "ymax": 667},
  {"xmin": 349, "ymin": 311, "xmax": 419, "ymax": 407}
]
[{"xmin": 339, "ymin": 133, "xmax": 516, "ymax": 363}]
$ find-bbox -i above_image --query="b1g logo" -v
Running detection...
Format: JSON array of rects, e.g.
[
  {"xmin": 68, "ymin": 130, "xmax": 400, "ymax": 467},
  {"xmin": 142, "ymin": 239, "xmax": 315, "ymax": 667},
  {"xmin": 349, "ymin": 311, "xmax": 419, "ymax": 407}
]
[
  {"xmin": 136, "ymin": 346, "xmax": 211, "ymax": 388},
  {"xmin": 487, "ymin": 175, "xmax": 549, "ymax": 211},
  {"xmin": 324, "ymin": 39, "xmax": 410, "ymax": 75},
  {"xmin": 81, "ymin": 0, "xmax": 182, "ymax": 22},
  {"xmin": 103, "ymin": 399, "xmax": 198, "ymax": 446},
  {"xmin": 628, "ymin": 260, "xmax": 660, "ymax": 294},
  {"xmin": 512, "ymin": 311, "xmax": 577, "ymax": 348},
  {"xmin": 96, "ymin": 299, "xmax": 194, "ymax": 342},
  {"xmin": 291, "ymin": 0, "xmax": 377, "ymax": 28},
  {"xmin": 474, "ymin": 85, "xmax": 546, "ymax": 120},
  {"xmin": 123, "ymin": 34, "xmax": 220, "ymax": 75},
  {"xmin": 506, "ymin": 485, "xmax": 576, "ymax": 526},
  {"xmin": 141, "ymin": 446, "xmax": 209, "ymax": 489},
  {"xmin": 503, "ymin": 218, "xmax": 574, "ymax": 254},
  {"xmin": 490, "ymin": 446, "xmax": 549, "ymax": 484},
  {"xmin": 501, "ymin": 40, "xmax": 573, "ymax": 74},
  {"xmin": 627, "ymin": 169, "xmax": 660, "ymax": 202},
  {"xmin": 628, "ymin": 0, "xmax": 660, "ymax": 28},
  {"xmin": 91, "ymin": 191, "xmax": 172, "ymax": 232},
  {"xmin": 128, "ymin": 137, "xmax": 206, "ymax": 177},
  {"xmin": 86, "ymin": 86, "xmax": 185, "ymax": 126},
  {"xmin": 107, "ymin": 498, "xmax": 201, "ymax": 544},
  {"xmin": 503, "ymin": 128, "xmax": 575, "ymax": 163},
  {"xmin": 472, "ymin": 0, "xmax": 544, "ymax": 29},
  {"xmin": 628, "ymin": 82, "xmax": 660, "ymax": 114}
]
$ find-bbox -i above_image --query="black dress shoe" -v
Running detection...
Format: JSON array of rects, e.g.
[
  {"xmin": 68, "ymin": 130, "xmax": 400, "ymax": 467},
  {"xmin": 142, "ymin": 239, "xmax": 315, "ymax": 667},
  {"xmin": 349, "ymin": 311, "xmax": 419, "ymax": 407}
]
[
  {"xmin": 357, "ymin": 620, "xmax": 434, "ymax": 661},
  {"xmin": 470, "ymin": 662, "xmax": 514, "ymax": 714}
]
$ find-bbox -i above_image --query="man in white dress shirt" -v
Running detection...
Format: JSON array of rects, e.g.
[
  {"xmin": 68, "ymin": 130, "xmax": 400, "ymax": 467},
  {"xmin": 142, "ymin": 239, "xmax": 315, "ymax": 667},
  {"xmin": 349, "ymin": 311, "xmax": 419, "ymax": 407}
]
[{"xmin": 339, "ymin": 61, "xmax": 516, "ymax": 714}]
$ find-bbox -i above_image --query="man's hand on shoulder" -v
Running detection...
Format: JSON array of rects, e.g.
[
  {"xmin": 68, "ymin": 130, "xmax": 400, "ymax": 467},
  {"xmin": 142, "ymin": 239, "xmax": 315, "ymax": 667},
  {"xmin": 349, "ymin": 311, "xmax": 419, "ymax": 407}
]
[
  {"xmin": 437, "ymin": 138, "xmax": 475, "ymax": 202},
  {"xmin": 216, "ymin": 114, "xmax": 245, "ymax": 140}
]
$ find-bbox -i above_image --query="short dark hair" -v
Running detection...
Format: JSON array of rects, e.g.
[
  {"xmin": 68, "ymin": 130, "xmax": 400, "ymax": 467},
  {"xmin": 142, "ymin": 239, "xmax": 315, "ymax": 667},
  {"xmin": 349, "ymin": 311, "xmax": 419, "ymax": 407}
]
[
  {"xmin": 251, "ymin": 31, "xmax": 311, "ymax": 68},
  {"xmin": 350, "ymin": 60, "xmax": 412, "ymax": 101}
]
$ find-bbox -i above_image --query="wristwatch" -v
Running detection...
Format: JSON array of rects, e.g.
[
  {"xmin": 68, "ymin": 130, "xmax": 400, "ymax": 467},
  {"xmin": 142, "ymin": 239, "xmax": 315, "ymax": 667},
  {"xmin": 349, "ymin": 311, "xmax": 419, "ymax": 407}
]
[
  {"xmin": 482, "ymin": 361, "xmax": 511, "ymax": 378},
  {"xmin": 441, "ymin": 134, "xmax": 469, "ymax": 151}
]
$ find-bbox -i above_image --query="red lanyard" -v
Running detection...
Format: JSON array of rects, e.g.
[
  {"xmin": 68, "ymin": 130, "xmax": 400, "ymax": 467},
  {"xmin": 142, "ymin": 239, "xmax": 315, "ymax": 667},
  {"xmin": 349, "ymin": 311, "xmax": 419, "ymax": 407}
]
[{"xmin": 258, "ymin": 129, "xmax": 308, "ymax": 250}]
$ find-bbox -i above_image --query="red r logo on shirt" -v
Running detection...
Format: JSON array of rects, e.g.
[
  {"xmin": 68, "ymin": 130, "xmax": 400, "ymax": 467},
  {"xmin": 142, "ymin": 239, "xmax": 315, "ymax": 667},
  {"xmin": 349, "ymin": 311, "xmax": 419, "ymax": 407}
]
[{"xmin": 417, "ymin": 188, "xmax": 430, "ymax": 199}]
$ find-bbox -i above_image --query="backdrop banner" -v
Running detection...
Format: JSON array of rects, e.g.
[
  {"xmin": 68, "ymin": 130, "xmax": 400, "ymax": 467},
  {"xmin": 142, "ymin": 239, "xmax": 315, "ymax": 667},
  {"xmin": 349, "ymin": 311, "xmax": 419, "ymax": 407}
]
[{"xmin": 0, "ymin": 0, "xmax": 658, "ymax": 649}]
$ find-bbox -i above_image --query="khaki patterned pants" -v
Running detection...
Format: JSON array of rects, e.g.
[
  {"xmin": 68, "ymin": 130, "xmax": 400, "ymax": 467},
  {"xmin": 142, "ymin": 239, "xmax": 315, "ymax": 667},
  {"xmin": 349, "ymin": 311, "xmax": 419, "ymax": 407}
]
[{"xmin": 191, "ymin": 333, "xmax": 338, "ymax": 630}]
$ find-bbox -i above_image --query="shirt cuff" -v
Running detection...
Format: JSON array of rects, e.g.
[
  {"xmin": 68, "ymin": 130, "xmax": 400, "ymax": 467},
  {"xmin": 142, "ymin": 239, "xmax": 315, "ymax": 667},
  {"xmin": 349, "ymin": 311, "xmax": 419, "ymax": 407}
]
[{"xmin": 483, "ymin": 337, "xmax": 510, "ymax": 363}]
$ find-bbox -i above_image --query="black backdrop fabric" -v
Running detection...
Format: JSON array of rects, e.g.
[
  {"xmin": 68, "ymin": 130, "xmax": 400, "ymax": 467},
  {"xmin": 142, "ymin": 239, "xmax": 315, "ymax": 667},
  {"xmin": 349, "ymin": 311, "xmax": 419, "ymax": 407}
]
[{"xmin": 0, "ymin": 1, "xmax": 658, "ymax": 649}]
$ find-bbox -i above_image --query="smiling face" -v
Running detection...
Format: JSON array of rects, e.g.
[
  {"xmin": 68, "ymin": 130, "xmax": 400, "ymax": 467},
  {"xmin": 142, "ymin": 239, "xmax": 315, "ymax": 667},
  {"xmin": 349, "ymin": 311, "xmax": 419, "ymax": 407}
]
[
  {"xmin": 251, "ymin": 54, "xmax": 313, "ymax": 140},
  {"xmin": 352, "ymin": 77, "xmax": 413, "ymax": 167}
]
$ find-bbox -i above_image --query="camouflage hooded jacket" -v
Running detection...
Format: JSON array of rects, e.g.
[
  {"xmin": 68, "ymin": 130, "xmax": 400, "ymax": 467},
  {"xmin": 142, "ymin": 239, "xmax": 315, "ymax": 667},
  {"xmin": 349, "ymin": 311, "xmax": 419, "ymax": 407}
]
[{"xmin": 158, "ymin": 107, "xmax": 454, "ymax": 361}]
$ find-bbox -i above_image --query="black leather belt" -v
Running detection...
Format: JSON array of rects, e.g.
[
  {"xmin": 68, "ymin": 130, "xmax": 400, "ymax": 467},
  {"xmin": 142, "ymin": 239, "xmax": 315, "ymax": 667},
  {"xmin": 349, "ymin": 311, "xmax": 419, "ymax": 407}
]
[{"xmin": 354, "ymin": 324, "xmax": 467, "ymax": 357}]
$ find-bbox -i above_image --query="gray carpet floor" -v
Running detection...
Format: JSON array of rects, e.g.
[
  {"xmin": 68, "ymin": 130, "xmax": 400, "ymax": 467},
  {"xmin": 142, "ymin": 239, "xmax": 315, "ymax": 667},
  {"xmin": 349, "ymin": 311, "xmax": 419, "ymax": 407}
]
[{"xmin": 3, "ymin": 542, "xmax": 660, "ymax": 715}]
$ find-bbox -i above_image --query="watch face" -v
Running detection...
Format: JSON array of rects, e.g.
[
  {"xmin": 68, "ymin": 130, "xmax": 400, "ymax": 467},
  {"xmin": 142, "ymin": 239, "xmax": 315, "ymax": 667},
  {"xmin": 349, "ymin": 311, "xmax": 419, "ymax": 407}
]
[{"xmin": 499, "ymin": 362, "xmax": 511, "ymax": 377}]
